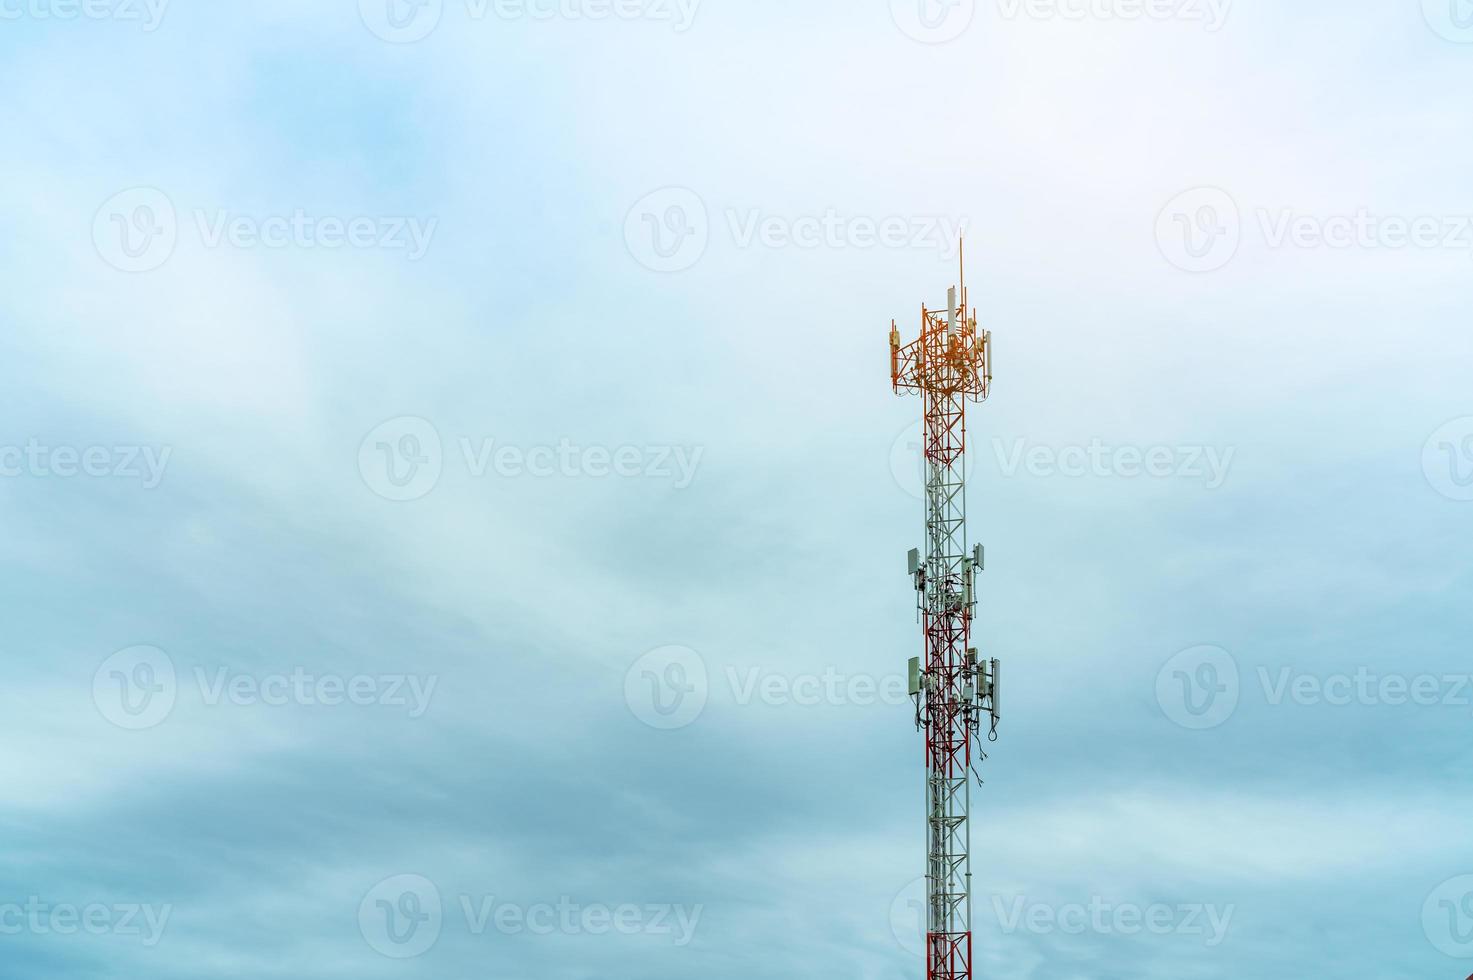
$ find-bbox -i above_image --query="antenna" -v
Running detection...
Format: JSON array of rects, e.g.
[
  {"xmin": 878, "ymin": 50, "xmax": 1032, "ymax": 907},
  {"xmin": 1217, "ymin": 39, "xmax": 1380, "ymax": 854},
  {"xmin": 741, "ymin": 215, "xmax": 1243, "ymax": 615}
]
[{"xmin": 959, "ymin": 237, "xmax": 965, "ymax": 312}]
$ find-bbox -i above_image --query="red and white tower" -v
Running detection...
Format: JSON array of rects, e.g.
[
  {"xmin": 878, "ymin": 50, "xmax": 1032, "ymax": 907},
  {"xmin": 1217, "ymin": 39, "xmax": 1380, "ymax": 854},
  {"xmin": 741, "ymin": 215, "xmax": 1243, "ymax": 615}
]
[{"xmin": 889, "ymin": 247, "xmax": 1000, "ymax": 980}]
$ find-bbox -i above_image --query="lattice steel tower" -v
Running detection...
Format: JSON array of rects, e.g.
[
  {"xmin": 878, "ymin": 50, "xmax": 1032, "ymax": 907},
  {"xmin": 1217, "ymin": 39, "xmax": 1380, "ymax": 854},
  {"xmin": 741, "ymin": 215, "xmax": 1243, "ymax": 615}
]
[{"xmin": 889, "ymin": 246, "xmax": 1000, "ymax": 980}]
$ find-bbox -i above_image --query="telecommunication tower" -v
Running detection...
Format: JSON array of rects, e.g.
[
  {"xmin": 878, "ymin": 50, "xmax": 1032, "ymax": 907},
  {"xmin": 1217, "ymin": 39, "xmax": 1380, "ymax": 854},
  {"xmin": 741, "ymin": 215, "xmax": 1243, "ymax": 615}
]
[{"xmin": 889, "ymin": 245, "xmax": 1001, "ymax": 980}]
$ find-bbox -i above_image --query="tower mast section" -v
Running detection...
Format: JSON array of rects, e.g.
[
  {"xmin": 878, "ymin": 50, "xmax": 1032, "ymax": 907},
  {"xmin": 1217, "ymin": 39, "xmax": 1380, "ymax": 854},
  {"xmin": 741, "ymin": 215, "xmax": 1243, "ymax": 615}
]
[{"xmin": 889, "ymin": 246, "xmax": 1000, "ymax": 980}]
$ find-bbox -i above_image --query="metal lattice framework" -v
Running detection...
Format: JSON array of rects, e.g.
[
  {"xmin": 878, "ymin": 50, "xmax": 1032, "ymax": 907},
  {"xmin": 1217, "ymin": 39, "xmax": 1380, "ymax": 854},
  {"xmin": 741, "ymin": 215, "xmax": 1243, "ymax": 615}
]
[{"xmin": 889, "ymin": 249, "xmax": 1000, "ymax": 980}]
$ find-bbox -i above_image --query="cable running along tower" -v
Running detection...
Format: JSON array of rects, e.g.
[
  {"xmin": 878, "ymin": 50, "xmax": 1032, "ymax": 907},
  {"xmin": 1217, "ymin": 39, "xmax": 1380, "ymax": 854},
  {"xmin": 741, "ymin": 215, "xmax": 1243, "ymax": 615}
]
[{"xmin": 889, "ymin": 246, "xmax": 1000, "ymax": 980}]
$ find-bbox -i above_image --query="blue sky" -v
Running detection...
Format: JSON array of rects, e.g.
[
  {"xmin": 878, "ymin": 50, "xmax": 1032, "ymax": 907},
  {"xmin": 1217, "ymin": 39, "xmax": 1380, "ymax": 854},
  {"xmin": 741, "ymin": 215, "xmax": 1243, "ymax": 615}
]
[{"xmin": 1, "ymin": 1, "xmax": 1472, "ymax": 978}]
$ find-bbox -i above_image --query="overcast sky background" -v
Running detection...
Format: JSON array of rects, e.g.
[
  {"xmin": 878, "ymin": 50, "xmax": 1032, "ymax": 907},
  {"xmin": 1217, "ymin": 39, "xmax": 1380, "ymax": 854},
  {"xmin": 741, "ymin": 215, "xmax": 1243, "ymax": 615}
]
[{"xmin": 1, "ymin": 1, "xmax": 1472, "ymax": 978}]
